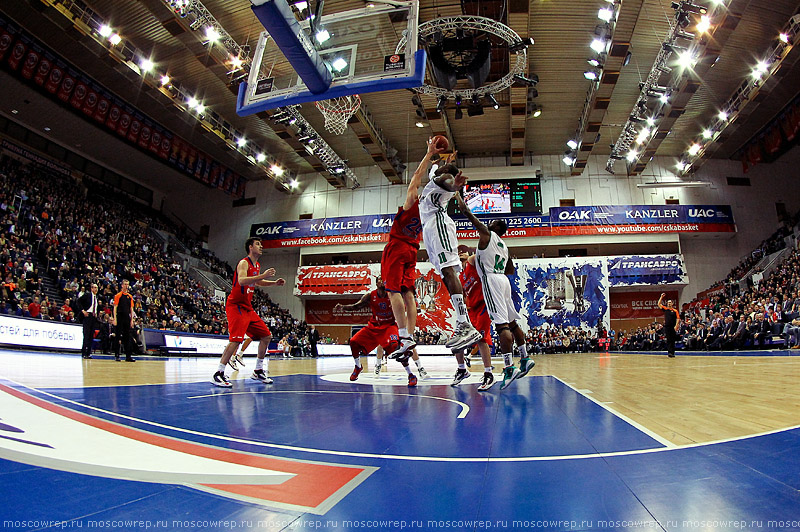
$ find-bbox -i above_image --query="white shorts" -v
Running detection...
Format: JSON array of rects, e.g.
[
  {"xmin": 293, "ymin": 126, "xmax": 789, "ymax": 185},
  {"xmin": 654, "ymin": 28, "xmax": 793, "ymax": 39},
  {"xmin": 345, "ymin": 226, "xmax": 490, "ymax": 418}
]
[
  {"xmin": 481, "ymin": 273, "xmax": 521, "ymax": 325},
  {"xmin": 422, "ymin": 212, "xmax": 461, "ymax": 275}
]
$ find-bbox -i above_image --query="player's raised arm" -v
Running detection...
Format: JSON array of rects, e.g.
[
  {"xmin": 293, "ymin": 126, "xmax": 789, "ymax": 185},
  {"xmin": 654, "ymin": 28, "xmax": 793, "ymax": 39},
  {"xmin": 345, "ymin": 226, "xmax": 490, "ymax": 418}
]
[
  {"xmin": 335, "ymin": 292, "xmax": 371, "ymax": 312},
  {"xmin": 405, "ymin": 138, "xmax": 446, "ymax": 210},
  {"xmin": 454, "ymin": 191, "xmax": 491, "ymax": 248}
]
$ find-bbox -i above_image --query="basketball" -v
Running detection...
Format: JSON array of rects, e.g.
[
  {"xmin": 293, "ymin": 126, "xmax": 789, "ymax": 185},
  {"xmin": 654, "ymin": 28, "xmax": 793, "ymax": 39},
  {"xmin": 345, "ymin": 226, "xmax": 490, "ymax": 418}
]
[{"xmin": 432, "ymin": 135, "xmax": 449, "ymax": 151}]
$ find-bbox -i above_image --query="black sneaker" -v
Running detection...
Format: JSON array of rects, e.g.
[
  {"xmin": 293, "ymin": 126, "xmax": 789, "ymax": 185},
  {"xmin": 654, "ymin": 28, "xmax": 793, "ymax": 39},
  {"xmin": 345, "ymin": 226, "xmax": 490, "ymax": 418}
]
[
  {"xmin": 478, "ymin": 372, "xmax": 495, "ymax": 391},
  {"xmin": 251, "ymin": 369, "xmax": 273, "ymax": 384},
  {"xmin": 450, "ymin": 368, "xmax": 470, "ymax": 387},
  {"xmin": 212, "ymin": 371, "xmax": 232, "ymax": 388}
]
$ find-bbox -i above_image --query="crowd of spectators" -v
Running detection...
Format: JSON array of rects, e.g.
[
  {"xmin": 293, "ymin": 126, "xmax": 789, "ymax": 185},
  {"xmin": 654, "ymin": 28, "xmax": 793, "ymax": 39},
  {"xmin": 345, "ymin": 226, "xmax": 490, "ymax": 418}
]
[
  {"xmin": 0, "ymin": 155, "xmax": 312, "ymax": 347},
  {"xmin": 3, "ymin": 154, "xmax": 798, "ymax": 354}
]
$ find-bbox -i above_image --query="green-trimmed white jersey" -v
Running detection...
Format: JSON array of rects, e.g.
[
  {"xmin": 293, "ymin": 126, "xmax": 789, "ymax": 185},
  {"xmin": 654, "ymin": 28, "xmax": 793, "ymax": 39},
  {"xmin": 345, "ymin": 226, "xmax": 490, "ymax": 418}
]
[{"xmin": 476, "ymin": 232, "xmax": 509, "ymax": 275}]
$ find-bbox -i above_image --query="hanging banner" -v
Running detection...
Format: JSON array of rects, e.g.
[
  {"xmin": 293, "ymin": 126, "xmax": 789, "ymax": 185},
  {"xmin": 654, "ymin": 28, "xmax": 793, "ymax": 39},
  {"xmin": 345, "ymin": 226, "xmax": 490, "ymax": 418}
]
[
  {"xmin": 253, "ymin": 207, "xmax": 734, "ymax": 248},
  {"xmin": 550, "ymin": 205, "xmax": 736, "ymax": 235},
  {"xmin": 295, "ymin": 264, "xmax": 374, "ymax": 296},
  {"xmin": 610, "ymin": 290, "xmax": 679, "ymax": 320},
  {"xmin": 607, "ymin": 254, "xmax": 687, "ymax": 286}
]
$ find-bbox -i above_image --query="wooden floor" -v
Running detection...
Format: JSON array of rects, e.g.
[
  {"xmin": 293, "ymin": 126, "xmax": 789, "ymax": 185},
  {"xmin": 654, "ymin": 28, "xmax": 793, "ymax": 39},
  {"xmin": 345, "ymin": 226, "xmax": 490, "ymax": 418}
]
[{"xmin": 3, "ymin": 349, "xmax": 799, "ymax": 446}]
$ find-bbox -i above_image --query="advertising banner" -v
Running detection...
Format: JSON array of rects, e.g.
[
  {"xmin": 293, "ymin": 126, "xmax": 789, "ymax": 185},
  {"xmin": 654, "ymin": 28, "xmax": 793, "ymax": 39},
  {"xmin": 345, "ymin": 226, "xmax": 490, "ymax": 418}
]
[
  {"xmin": 607, "ymin": 254, "xmax": 687, "ymax": 286},
  {"xmin": 305, "ymin": 298, "xmax": 366, "ymax": 325},
  {"xmin": 296, "ymin": 259, "xmax": 611, "ymax": 333},
  {"xmin": 163, "ymin": 334, "xmax": 260, "ymax": 355},
  {"xmin": 610, "ymin": 290, "xmax": 679, "ymax": 320},
  {"xmin": 550, "ymin": 205, "xmax": 736, "ymax": 235},
  {"xmin": 0, "ymin": 315, "xmax": 81, "ymax": 350},
  {"xmin": 253, "ymin": 207, "xmax": 734, "ymax": 248},
  {"xmin": 295, "ymin": 264, "xmax": 374, "ymax": 296}
]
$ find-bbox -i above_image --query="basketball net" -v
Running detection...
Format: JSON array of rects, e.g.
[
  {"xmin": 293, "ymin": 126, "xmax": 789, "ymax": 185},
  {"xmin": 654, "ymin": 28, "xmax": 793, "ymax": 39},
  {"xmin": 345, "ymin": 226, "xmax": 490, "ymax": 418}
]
[{"xmin": 315, "ymin": 94, "xmax": 361, "ymax": 135}]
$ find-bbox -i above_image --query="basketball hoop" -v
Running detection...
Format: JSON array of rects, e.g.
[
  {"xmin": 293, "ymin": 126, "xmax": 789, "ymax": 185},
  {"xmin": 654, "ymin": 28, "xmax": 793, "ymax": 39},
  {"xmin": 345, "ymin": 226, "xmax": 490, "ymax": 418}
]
[{"xmin": 315, "ymin": 94, "xmax": 361, "ymax": 135}]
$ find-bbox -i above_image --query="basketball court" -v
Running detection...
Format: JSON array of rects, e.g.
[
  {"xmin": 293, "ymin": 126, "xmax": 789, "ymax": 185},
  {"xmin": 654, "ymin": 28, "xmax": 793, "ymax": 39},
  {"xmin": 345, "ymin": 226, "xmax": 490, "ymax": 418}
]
[{"xmin": 3, "ymin": 349, "xmax": 800, "ymax": 530}]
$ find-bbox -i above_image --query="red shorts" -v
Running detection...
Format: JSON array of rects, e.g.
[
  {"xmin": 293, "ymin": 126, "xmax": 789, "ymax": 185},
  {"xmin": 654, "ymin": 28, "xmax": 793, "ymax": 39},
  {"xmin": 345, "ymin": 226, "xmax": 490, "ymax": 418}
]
[
  {"xmin": 350, "ymin": 322, "xmax": 399, "ymax": 356},
  {"xmin": 226, "ymin": 302, "xmax": 271, "ymax": 343},
  {"xmin": 381, "ymin": 239, "xmax": 418, "ymax": 293},
  {"xmin": 469, "ymin": 304, "xmax": 493, "ymax": 346}
]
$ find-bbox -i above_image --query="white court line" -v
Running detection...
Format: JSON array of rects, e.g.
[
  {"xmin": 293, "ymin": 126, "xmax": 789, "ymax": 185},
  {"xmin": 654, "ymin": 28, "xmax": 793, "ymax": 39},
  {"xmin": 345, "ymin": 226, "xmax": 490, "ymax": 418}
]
[
  {"xmin": 187, "ymin": 390, "xmax": 470, "ymax": 419},
  {"xmin": 5, "ymin": 376, "xmax": 800, "ymax": 463},
  {"xmin": 552, "ymin": 376, "xmax": 677, "ymax": 448}
]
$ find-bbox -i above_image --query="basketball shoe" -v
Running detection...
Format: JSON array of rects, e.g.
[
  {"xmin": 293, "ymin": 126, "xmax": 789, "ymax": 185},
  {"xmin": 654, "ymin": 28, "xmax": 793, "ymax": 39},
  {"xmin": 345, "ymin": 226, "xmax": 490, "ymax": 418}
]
[
  {"xmin": 350, "ymin": 365, "xmax": 363, "ymax": 381},
  {"xmin": 500, "ymin": 366, "xmax": 520, "ymax": 390},
  {"xmin": 408, "ymin": 373, "xmax": 417, "ymax": 387},
  {"xmin": 445, "ymin": 322, "xmax": 482, "ymax": 351},
  {"xmin": 212, "ymin": 371, "xmax": 232, "ymax": 388},
  {"xmin": 450, "ymin": 368, "xmax": 470, "ymax": 387},
  {"xmin": 251, "ymin": 369, "xmax": 273, "ymax": 384},
  {"xmin": 478, "ymin": 372, "xmax": 495, "ymax": 391},
  {"xmin": 390, "ymin": 336, "xmax": 416, "ymax": 359}
]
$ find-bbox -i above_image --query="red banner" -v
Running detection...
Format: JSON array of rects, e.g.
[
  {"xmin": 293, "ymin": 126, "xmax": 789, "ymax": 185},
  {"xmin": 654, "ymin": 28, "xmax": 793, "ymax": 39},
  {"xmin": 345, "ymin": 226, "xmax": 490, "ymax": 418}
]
[
  {"xmin": 610, "ymin": 290, "xmax": 678, "ymax": 320},
  {"xmin": 117, "ymin": 111, "xmax": 131, "ymax": 137},
  {"xmin": 56, "ymin": 72, "xmax": 75, "ymax": 102},
  {"xmin": 94, "ymin": 96, "xmax": 110, "ymax": 123},
  {"xmin": 296, "ymin": 265, "xmax": 373, "ymax": 296},
  {"xmin": 7, "ymin": 38, "xmax": 26, "ymax": 70},
  {"xmin": 138, "ymin": 125, "xmax": 152, "ymax": 149},
  {"xmin": 0, "ymin": 29, "xmax": 13, "ymax": 61},
  {"xmin": 159, "ymin": 134, "xmax": 172, "ymax": 159},
  {"xmin": 127, "ymin": 117, "xmax": 141, "ymax": 143},
  {"xmin": 20, "ymin": 48, "xmax": 39, "ymax": 79},
  {"xmin": 305, "ymin": 299, "xmax": 367, "ymax": 325},
  {"xmin": 69, "ymin": 81, "xmax": 88, "ymax": 109},
  {"xmin": 82, "ymin": 88, "xmax": 98, "ymax": 117},
  {"xmin": 33, "ymin": 54, "xmax": 51, "ymax": 86}
]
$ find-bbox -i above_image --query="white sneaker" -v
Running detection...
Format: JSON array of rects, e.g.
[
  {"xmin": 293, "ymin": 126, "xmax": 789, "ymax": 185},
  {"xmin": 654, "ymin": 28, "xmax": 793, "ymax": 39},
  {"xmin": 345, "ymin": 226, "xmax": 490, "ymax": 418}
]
[
  {"xmin": 227, "ymin": 358, "xmax": 239, "ymax": 371},
  {"xmin": 251, "ymin": 370, "xmax": 273, "ymax": 384},
  {"xmin": 445, "ymin": 322, "xmax": 482, "ymax": 351},
  {"xmin": 390, "ymin": 336, "xmax": 417, "ymax": 359},
  {"xmin": 450, "ymin": 368, "xmax": 470, "ymax": 386},
  {"xmin": 234, "ymin": 352, "xmax": 245, "ymax": 367},
  {"xmin": 418, "ymin": 367, "xmax": 429, "ymax": 380},
  {"xmin": 374, "ymin": 362, "xmax": 382, "ymax": 376},
  {"xmin": 212, "ymin": 371, "xmax": 232, "ymax": 388}
]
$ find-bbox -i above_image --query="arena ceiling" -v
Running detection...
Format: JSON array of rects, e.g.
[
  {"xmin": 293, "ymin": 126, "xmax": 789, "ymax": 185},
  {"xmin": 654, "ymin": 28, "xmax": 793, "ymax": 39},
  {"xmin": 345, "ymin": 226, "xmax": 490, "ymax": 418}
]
[{"xmin": 2, "ymin": 0, "xmax": 800, "ymax": 185}]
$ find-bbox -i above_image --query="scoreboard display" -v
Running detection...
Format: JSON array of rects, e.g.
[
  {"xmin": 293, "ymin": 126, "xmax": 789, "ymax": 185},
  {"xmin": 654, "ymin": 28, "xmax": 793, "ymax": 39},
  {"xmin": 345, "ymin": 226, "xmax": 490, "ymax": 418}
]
[{"xmin": 448, "ymin": 178, "xmax": 542, "ymax": 216}]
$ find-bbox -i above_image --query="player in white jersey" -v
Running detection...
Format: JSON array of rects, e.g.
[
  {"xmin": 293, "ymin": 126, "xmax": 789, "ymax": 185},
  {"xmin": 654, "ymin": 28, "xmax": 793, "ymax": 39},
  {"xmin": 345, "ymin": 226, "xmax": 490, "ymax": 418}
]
[
  {"xmin": 454, "ymin": 192, "xmax": 535, "ymax": 390},
  {"xmin": 418, "ymin": 157, "xmax": 482, "ymax": 352}
]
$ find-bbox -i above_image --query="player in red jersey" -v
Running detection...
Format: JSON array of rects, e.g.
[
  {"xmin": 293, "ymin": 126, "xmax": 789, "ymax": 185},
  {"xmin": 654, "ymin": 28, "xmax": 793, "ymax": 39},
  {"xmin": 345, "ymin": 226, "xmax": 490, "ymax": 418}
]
[
  {"xmin": 212, "ymin": 237, "xmax": 285, "ymax": 388},
  {"xmin": 454, "ymin": 247, "xmax": 496, "ymax": 390},
  {"xmin": 335, "ymin": 278, "xmax": 417, "ymax": 387},
  {"xmin": 381, "ymin": 138, "xmax": 446, "ymax": 375}
]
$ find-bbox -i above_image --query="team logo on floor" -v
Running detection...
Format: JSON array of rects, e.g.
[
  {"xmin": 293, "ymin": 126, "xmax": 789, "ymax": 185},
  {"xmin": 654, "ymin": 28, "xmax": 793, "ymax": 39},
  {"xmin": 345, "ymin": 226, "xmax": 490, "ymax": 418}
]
[{"xmin": 0, "ymin": 383, "xmax": 375, "ymax": 514}]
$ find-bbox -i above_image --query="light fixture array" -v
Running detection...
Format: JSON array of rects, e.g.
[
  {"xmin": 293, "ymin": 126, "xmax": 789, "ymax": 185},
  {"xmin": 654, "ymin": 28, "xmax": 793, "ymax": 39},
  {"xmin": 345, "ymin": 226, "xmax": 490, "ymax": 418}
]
[
  {"xmin": 605, "ymin": 0, "xmax": 728, "ymax": 175},
  {"xmin": 397, "ymin": 17, "xmax": 532, "ymax": 111},
  {"xmin": 279, "ymin": 106, "xmax": 360, "ymax": 189},
  {"xmin": 676, "ymin": 12, "xmax": 800, "ymax": 175},
  {"xmin": 562, "ymin": 0, "xmax": 621, "ymax": 167},
  {"xmin": 52, "ymin": 0, "xmax": 293, "ymax": 181}
]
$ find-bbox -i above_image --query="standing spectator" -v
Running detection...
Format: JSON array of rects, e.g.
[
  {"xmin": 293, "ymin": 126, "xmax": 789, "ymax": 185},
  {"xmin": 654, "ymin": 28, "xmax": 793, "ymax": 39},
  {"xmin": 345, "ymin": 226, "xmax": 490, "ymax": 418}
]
[
  {"xmin": 308, "ymin": 325, "xmax": 320, "ymax": 358},
  {"xmin": 77, "ymin": 283, "xmax": 100, "ymax": 359}
]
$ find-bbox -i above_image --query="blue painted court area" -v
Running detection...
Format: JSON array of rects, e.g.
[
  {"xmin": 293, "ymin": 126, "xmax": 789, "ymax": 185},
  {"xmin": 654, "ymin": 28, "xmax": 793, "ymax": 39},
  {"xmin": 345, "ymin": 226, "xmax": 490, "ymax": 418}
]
[{"xmin": 2, "ymin": 372, "xmax": 800, "ymax": 531}]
